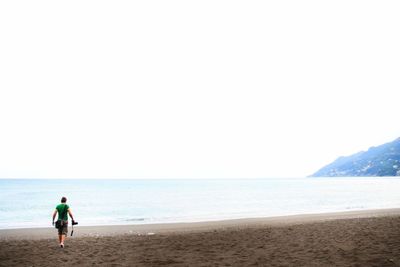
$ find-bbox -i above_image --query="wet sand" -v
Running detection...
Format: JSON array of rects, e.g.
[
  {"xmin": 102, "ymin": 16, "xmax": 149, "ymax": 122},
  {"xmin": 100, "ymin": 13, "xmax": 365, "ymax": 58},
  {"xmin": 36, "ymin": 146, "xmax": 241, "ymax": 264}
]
[{"xmin": 1, "ymin": 209, "xmax": 400, "ymax": 266}]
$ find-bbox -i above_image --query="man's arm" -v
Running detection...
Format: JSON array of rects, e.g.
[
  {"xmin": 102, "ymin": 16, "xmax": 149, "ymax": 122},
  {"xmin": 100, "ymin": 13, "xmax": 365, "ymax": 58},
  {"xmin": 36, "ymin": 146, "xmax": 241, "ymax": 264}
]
[
  {"xmin": 68, "ymin": 208, "xmax": 75, "ymax": 222},
  {"xmin": 52, "ymin": 209, "xmax": 57, "ymax": 225}
]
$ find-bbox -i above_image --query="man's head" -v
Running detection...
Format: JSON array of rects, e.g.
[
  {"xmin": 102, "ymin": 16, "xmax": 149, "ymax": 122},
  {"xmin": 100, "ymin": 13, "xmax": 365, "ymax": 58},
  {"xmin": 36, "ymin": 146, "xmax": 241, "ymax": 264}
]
[{"xmin": 61, "ymin": 197, "xmax": 67, "ymax": 203}]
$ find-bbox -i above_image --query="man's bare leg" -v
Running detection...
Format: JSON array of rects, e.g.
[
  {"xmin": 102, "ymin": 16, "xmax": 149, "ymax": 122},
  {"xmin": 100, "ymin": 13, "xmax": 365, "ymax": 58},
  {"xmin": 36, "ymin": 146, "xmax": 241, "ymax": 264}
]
[{"xmin": 60, "ymin": 234, "xmax": 66, "ymax": 247}]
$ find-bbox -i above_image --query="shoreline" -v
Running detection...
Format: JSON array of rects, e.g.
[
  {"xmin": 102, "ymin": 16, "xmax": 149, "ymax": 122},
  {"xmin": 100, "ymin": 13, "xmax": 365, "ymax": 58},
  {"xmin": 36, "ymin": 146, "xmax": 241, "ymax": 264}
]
[
  {"xmin": 1, "ymin": 208, "xmax": 399, "ymax": 240},
  {"xmin": 1, "ymin": 208, "xmax": 400, "ymax": 266}
]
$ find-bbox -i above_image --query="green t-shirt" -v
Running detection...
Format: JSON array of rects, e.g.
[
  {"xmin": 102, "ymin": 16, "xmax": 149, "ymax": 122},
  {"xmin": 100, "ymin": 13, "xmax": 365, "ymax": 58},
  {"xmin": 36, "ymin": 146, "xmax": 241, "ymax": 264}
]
[{"xmin": 56, "ymin": 204, "xmax": 70, "ymax": 221}]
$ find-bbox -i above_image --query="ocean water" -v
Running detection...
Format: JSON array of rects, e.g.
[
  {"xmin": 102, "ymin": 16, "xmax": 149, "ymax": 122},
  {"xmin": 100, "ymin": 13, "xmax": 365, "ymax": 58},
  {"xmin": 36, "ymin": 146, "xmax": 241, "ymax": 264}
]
[{"xmin": 0, "ymin": 178, "xmax": 399, "ymax": 229}]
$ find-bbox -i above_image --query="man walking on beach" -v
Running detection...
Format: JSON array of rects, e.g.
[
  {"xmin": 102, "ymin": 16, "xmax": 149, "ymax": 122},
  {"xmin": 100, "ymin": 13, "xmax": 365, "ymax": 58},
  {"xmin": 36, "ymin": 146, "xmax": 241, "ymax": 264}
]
[{"xmin": 52, "ymin": 197, "xmax": 75, "ymax": 248}]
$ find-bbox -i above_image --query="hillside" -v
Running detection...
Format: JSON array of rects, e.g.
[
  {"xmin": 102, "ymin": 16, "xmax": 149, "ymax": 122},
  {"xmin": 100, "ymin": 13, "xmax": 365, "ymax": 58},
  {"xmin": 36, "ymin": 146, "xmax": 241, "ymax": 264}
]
[{"xmin": 311, "ymin": 138, "xmax": 400, "ymax": 177}]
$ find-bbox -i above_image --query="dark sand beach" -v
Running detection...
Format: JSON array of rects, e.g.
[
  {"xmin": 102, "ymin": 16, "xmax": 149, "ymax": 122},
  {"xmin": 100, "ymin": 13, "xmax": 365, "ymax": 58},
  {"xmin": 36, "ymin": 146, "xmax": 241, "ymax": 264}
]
[{"xmin": 1, "ymin": 209, "xmax": 400, "ymax": 266}]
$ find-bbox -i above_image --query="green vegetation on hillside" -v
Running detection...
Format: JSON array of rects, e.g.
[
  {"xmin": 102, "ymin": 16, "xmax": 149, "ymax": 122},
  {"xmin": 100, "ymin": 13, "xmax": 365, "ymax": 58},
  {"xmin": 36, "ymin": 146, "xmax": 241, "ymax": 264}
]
[{"xmin": 312, "ymin": 138, "xmax": 400, "ymax": 177}]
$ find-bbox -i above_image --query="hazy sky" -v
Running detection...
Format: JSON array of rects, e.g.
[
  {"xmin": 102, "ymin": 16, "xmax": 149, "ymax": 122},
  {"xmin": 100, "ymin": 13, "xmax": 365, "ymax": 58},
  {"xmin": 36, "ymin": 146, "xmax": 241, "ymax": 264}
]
[{"xmin": 1, "ymin": 1, "xmax": 399, "ymax": 178}]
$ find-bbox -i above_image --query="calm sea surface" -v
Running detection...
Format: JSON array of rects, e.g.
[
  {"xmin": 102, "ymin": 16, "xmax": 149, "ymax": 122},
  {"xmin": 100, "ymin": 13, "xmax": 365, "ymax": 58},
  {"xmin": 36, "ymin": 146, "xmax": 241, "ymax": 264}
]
[{"xmin": 0, "ymin": 178, "xmax": 399, "ymax": 229}]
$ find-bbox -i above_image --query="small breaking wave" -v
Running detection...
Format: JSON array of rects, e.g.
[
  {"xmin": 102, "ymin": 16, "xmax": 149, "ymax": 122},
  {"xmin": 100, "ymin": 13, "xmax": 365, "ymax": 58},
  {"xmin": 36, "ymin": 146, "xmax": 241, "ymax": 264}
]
[{"xmin": 125, "ymin": 218, "xmax": 147, "ymax": 222}]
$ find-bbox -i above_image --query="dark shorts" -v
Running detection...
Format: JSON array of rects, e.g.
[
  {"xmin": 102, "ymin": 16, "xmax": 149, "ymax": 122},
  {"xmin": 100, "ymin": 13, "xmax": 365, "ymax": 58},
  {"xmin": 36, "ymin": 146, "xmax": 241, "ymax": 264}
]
[{"xmin": 57, "ymin": 221, "xmax": 68, "ymax": 235}]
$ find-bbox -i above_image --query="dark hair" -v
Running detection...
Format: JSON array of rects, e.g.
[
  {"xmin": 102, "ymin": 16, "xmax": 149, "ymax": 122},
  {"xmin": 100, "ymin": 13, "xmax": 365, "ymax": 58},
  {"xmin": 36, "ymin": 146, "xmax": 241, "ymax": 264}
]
[{"xmin": 61, "ymin": 197, "xmax": 67, "ymax": 203}]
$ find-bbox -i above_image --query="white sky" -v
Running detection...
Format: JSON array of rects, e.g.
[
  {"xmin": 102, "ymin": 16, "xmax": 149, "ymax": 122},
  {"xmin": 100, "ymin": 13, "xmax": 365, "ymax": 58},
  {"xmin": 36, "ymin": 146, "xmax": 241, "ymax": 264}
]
[{"xmin": 0, "ymin": 1, "xmax": 399, "ymax": 179}]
